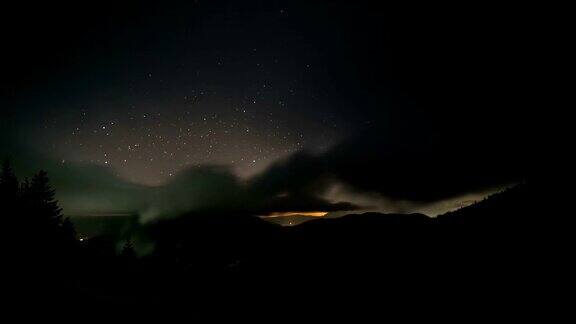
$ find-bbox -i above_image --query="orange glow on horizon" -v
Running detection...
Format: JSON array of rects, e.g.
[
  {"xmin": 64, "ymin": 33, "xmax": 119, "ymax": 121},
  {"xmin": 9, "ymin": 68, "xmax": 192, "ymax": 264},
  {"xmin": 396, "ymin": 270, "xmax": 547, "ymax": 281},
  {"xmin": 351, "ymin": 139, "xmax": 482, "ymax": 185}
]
[{"xmin": 264, "ymin": 211, "xmax": 328, "ymax": 218}]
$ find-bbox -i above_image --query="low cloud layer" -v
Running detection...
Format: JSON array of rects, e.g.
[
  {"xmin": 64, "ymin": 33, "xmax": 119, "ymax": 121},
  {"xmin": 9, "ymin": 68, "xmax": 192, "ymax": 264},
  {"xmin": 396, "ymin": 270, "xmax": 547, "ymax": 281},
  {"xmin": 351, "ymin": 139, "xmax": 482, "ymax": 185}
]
[
  {"xmin": 140, "ymin": 164, "xmax": 361, "ymax": 222},
  {"xmin": 3, "ymin": 120, "xmax": 528, "ymax": 223}
]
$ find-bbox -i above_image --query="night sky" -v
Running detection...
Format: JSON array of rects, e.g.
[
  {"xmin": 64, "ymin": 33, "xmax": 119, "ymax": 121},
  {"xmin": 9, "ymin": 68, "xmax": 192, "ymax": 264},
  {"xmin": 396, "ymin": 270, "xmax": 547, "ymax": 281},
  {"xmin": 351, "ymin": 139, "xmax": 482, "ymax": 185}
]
[{"xmin": 1, "ymin": 1, "xmax": 535, "ymax": 222}]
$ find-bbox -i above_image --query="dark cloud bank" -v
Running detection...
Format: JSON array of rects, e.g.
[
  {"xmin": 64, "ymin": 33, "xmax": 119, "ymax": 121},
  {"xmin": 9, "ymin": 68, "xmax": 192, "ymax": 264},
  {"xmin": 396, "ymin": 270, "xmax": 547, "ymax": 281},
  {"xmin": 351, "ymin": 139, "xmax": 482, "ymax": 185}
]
[{"xmin": 4, "ymin": 118, "xmax": 528, "ymax": 223}]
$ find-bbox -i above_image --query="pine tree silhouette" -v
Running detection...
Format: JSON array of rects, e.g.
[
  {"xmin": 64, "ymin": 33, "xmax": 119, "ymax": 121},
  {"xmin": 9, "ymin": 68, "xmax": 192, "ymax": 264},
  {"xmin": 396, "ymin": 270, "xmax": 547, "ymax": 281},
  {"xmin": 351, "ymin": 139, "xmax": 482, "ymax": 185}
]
[
  {"xmin": 28, "ymin": 170, "xmax": 63, "ymax": 229},
  {"xmin": 21, "ymin": 169, "xmax": 78, "ymax": 255},
  {"xmin": 1, "ymin": 159, "xmax": 20, "ymax": 236},
  {"xmin": 19, "ymin": 177, "xmax": 30, "ymax": 198},
  {"xmin": 0, "ymin": 159, "xmax": 19, "ymax": 203},
  {"xmin": 5, "ymin": 165, "xmax": 80, "ymax": 299}
]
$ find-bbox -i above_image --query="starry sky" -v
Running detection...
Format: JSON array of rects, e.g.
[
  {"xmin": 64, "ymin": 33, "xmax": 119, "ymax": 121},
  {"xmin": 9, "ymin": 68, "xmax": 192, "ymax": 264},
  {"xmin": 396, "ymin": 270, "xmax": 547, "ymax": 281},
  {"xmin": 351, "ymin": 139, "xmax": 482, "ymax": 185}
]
[
  {"xmin": 5, "ymin": 1, "xmax": 356, "ymax": 185},
  {"xmin": 1, "ymin": 1, "xmax": 535, "ymax": 221}
]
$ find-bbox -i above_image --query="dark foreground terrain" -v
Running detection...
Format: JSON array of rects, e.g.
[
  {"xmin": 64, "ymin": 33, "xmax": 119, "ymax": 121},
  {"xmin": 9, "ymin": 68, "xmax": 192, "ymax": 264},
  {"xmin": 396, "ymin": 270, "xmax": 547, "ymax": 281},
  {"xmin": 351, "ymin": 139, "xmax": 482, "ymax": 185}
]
[{"xmin": 5, "ymin": 182, "xmax": 568, "ymax": 318}]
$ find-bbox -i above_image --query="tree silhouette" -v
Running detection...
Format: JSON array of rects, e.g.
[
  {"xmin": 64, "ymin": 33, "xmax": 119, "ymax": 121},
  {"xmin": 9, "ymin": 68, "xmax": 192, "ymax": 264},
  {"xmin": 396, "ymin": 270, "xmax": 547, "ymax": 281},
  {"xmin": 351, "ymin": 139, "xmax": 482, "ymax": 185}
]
[
  {"xmin": 31, "ymin": 171, "xmax": 62, "ymax": 215},
  {"xmin": 11, "ymin": 169, "xmax": 78, "ymax": 257},
  {"xmin": 3, "ymin": 163, "xmax": 82, "ymax": 302},
  {"xmin": 61, "ymin": 217, "xmax": 77, "ymax": 243},
  {"xmin": 120, "ymin": 239, "xmax": 137, "ymax": 260},
  {"xmin": 27, "ymin": 170, "xmax": 64, "ymax": 230},
  {"xmin": 0, "ymin": 159, "xmax": 19, "ymax": 203},
  {"xmin": 19, "ymin": 177, "xmax": 30, "ymax": 199}
]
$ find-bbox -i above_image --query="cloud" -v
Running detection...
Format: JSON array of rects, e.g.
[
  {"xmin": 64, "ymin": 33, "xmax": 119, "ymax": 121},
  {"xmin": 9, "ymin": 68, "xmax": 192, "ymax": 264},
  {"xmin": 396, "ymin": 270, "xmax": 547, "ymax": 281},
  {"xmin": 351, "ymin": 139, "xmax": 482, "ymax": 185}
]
[
  {"xmin": 139, "ymin": 165, "xmax": 244, "ymax": 222},
  {"xmin": 251, "ymin": 124, "xmax": 528, "ymax": 203},
  {"xmin": 140, "ymin": 164, "xmax": 361, "ymax": 222},
  {"xmin": 3, "ymin": 119, "xmax": 528, "ymax": 224},
  {"xmin": 1, "ymin": 141, "xmax": 362, "ymax": 223},
  {"xmin": 324, "ymin": 131, "xmax": 526, "ymax": 201}
]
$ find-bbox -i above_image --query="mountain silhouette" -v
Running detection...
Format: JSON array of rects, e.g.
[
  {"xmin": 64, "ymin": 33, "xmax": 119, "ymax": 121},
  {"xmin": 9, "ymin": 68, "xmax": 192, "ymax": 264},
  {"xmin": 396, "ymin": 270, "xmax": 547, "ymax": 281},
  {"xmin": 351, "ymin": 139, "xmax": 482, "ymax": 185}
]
[{"xmin": 7, "ymin": 180, "xmax": 563, "ymax": 318}]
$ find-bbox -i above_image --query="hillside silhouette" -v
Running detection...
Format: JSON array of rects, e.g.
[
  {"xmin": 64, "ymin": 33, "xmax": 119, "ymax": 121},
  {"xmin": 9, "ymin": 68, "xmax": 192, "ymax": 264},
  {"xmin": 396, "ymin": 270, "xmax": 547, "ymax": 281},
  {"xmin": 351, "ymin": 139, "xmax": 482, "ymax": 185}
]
[
  {"xmin": 3, "ymin": 165, "xmax": 560, "ymax": 316},
  {"xmin": 79, "ymin": 183, "xmax": 554, "ymax": 308}
]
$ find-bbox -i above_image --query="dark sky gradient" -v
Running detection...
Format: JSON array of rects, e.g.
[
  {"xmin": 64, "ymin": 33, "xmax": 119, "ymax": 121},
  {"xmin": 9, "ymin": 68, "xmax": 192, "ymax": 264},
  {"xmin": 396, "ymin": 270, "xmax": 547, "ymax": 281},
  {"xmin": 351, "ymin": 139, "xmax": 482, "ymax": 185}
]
[{"xmin": 1, "ymin": 1, "xmax": 538, "ymax": 220}]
